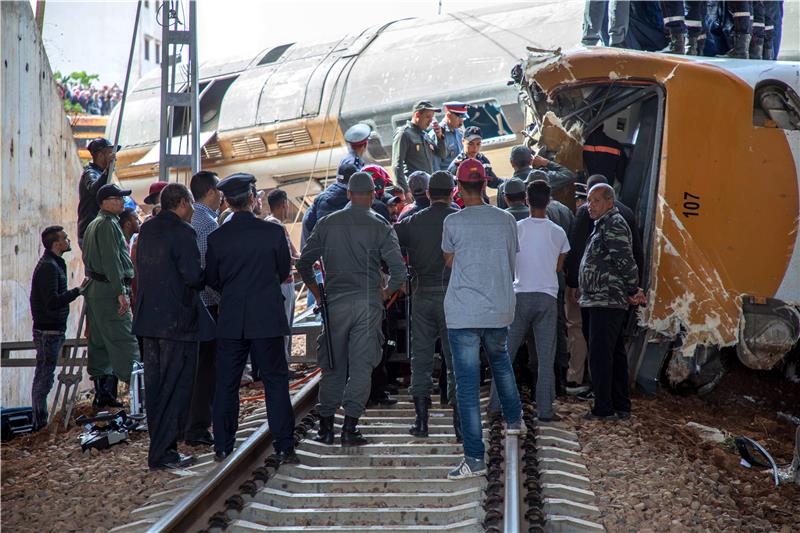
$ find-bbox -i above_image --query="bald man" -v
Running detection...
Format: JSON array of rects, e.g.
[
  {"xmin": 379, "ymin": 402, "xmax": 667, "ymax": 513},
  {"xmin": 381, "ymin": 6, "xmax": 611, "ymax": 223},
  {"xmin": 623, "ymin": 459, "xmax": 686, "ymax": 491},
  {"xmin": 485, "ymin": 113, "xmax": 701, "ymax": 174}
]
[{"xmin": 578, "ymin": 184, "xmax": 644, "ymax": 421}]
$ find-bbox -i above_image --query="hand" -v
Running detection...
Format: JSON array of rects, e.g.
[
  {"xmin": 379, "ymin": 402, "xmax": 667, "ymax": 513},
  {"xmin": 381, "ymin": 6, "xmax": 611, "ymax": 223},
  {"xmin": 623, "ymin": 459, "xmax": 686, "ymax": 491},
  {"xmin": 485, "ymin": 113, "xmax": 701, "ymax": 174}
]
[
  {"xmin": 117, "ymin": 294, "xmax": 129, "ymax": 316},
  {"xmin": 532, "ymin": 155, "xmax": 549, "ymax": 168},
  {"xmin": 432, "ymin": 120, "xmax": 443, "ymax": 138},
  {"xmin": 566, "ymin": 287, "xmax": 579, "ymax": 304},
  {"xmin": 627, "ymin": 288, "xmax": 646, "ymax": 306},
  {"xmin": 78, "ymin": 277, "xmax": 91, "ymax": 294}
]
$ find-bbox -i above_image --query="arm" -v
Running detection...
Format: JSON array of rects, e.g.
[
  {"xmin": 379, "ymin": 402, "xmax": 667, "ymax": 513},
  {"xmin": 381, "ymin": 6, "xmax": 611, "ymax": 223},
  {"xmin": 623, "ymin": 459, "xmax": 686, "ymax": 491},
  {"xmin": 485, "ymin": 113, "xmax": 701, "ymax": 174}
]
[
  {"xmin": 297, "ymin": 223, "xmax": 323, "ymax": 293},
  {"xmin": 443, "ymin": 252, "xmax": 454, "ymax": 268},
  {"xmin": 97, "ymin": 221, "xmax": 126, "ymax": 296},
  {"xmin": 391, "ymin": 129, "xmax": 410, "ymax": 193},
  {"xmin": 86, "ymin": 167, "xmax": 111, "ymax": 197},
  {"xmin": 556, "ymin": 253, "xmax": 567, "ymax": 273},
  {"xmin": 441, "ymin": 217, "xmax": 455, "ymax": 268},
  {"xmin": 380, "ymin": 227, "xmax": 406, "ymax": 294},
  {"xmin": 274, "ymin": 228, "xmax": 291, "ymax": 283},
  {"xmin": 544, "ymin": 161, "xmax": 576, "ymax": 192},
  {"xmin": 175, "ymin": 229, "xmax": 205, "ymax": 291},
  {"xmin": 606, "ymin": 217, "xmax": 640, "ymax": 295},
  {"xmin": 204, "ymin": 238, "xmax": 221, "ymax": 293},
  {"xmin": 565, "ymin": 208, "xmax": 592, "ymax": 288},
  {"xmin": 39, "ymin": 263, "xmax": 80, "ymax": 310},
  {"xmin": 304, "ymin": 196, "xmax": 320, "ymax": 234}
]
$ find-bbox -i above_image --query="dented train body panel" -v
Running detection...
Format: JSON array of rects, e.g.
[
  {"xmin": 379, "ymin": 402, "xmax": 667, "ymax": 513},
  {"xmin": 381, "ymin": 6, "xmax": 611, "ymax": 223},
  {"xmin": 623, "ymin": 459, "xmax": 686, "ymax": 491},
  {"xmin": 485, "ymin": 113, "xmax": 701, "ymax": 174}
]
[{"xmin": 522, "ymin": 49, "xmax": 800, "ymax": 373}]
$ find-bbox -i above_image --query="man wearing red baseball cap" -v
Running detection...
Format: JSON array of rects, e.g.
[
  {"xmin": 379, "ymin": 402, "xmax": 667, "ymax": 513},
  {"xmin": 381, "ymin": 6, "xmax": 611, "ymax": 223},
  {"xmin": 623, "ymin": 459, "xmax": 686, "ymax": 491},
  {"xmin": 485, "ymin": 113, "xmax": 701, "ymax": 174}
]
[
  {"xmin": 441, "ymin": 158, "xmax": 522, "ymax": 480},
  {"xmin": 144, "ymin": 181, "xmax": 169, "ymax": 206}
]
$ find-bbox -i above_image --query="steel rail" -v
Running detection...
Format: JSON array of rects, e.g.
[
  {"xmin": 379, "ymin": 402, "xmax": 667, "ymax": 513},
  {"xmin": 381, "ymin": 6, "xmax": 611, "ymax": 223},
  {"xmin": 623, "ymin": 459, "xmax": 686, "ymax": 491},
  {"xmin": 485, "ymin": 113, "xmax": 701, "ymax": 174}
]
[
  {"xmin": 504, "ymin": 428, "xmax": 522, "ymax": 532},
  {"xmin": 147, "ymin": 373, "xmax": 321, "ymax": 532}
]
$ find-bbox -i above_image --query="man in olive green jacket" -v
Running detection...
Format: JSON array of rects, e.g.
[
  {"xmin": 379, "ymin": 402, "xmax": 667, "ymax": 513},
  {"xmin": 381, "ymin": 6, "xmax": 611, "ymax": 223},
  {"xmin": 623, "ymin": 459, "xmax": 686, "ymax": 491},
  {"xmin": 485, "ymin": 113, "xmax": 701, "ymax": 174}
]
[{"xmin": 82, "ymin": 184, "xmax": 141, "ymax": 409}]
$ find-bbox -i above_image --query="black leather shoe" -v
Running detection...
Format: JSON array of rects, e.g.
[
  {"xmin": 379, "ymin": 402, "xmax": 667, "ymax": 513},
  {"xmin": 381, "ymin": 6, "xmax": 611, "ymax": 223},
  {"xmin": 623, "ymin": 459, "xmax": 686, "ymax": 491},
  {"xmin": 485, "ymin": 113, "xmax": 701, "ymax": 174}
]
[
  {"xmin": 214, "ymin": 450, "xmax": 230, "ymax": 462},
  {"xmin": 273, "ymin": 449, "xmax": 300, "ymax": 465},
  {"xmin": 409, "ymin": 396, "xmax": 429, "ymax": 438},
  {"xmin": 341, "ymin": 415, "xmax": 368, "ymax": 446},
  {"xmin": 313, "ymin": 415, "xmax": 335, "ymax": 445},
  {"xmin": 185, "ymin": 433, "xmax": 215, "ymax": 446},
  {"xmin": 375, "ymin": 395, "xmax": 398, "ymax": 406},
  {"xmin": 151, "ymin": 453, "xmax": 196, "ymax": 470}
]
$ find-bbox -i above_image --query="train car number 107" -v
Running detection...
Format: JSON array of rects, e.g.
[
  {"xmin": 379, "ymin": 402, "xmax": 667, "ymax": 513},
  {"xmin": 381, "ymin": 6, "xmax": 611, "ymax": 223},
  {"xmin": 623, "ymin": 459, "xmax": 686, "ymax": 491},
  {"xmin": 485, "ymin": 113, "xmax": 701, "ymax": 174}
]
[{"xmin": 682, "ymin": 192, "xmax": 701, "ymax": 218}]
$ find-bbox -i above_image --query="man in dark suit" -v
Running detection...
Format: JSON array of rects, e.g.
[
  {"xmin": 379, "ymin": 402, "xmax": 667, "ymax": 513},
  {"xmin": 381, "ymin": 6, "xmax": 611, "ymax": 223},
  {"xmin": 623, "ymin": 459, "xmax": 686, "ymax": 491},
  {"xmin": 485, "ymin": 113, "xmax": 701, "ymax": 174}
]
[
  {"xmin": 132, "ymin": 183, "xmax": 214, "ymax": 470},
  {"xmin": 205, "ymin": 173, "xmax": 297, "ymax": 463}
]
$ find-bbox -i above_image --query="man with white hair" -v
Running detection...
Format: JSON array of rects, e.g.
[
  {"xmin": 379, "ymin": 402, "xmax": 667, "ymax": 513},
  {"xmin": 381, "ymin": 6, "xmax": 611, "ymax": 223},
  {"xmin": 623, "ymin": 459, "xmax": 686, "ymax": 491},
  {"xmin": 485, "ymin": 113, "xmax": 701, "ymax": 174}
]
[{"xmin": 579, "ymin": 183, "xmax": 645, "ymax": 421}]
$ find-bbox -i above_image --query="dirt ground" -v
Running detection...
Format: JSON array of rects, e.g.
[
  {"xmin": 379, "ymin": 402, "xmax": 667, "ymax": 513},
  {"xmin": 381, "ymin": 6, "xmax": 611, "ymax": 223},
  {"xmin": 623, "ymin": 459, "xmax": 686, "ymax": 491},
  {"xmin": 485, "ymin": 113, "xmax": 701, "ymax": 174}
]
[
  {"xmin": 0, "ymin": 376, "xmax": 299, "ymax": 533},
  {"xmin": 563, "ymin": 361, "xmax": 800, "ymax": 532}
]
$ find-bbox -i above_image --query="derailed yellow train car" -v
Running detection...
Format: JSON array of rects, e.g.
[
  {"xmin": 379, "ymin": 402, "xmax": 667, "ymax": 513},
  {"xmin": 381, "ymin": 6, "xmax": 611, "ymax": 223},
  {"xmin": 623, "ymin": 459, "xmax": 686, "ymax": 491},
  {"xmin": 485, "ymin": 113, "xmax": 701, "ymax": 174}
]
[{"xmin": 520, "ymin": 49, "xmax": 800, "ymax": 391}]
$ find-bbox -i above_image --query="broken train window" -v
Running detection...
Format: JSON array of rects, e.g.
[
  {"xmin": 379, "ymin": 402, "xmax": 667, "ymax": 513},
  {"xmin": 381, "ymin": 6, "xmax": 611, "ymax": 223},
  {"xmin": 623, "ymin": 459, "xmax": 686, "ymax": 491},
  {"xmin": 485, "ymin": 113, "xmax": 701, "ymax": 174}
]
[{"xmin": 753, "ymin": 80, "xmax": 800, "ymax": 130}]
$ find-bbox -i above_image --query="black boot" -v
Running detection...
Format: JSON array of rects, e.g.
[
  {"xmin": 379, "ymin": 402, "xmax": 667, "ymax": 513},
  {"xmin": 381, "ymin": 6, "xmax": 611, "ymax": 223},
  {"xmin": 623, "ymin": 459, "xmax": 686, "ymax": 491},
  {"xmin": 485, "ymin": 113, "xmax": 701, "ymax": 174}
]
[
  {"xmin": 749, "ymin": 36, "xmax": 764, "ymax": 61},
  {"xmin": 409, "ymin": 397, "xmax": 429, "ymax": 438},
  {"xmin": 91, "ymin": 378, "xmax": 106, "ymax": 410},
  {"xmin": 103, "ymin": 376, "xmax": 124, "ymax": 408},
  {"xmin": 452, "ymin": 405, "xmax": 463, "ymax": 444},
  {"xmin": 763, "ymin": 38, "xmax": 774, "ymax": 60},
  {"xmin": 663, "ymin": 28, "xmax": 686, "ymax": 54},
  {"xmin": 722, "ymin": 32, "xmax": 750, "ymax": 59},
  {"xmin": 313, "ymin": 415, "xmax": 335, "ymax": 445},
  {"xmin": 686, "ymin": 35, "xmax": 701, "ymax": 56},
  {"xmin": 341, "ymin": 415, "xmax": 368, "ymax": 447},
  {"xmin": 555, "ymin": 366, "xmax": 568, "ymax": 398}
]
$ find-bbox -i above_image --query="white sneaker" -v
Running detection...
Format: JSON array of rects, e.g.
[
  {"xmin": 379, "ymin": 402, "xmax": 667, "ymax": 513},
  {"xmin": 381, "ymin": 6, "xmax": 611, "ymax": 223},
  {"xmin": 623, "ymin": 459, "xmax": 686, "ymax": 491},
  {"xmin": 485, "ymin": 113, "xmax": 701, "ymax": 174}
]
[{"xmin": 447, "ymin": 457, "xmax": 487, "ymax": 480}]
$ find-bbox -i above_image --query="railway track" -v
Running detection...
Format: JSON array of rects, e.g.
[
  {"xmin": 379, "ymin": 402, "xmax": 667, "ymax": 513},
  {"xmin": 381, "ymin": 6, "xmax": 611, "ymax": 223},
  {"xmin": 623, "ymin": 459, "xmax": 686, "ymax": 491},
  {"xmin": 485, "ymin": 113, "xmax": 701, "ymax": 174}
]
[{"xmin": 112, "ymin": 373, "xmax": 604, "ymax": 533}]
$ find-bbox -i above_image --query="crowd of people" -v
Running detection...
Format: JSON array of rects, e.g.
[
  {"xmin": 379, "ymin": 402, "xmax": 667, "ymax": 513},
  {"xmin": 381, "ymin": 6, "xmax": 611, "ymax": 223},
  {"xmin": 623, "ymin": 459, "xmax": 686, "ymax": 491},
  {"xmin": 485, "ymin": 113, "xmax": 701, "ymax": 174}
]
[
  {"xmin": 583, "ymin": 0, "xmax": 786, "ymax": 59},
  {"xmin": 29, "ymin": 95, "xmax": 645, "ymax": 480},
  {"xmin": 57, "ymin": 81, "xmax": 122, "ymax": 115}
]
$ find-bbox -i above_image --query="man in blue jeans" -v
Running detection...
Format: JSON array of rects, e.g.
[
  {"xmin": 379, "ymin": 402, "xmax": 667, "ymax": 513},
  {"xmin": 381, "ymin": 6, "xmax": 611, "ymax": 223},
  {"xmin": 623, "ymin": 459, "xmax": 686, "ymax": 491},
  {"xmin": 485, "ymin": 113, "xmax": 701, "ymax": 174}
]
[
  {"xmin": 442, "ymin": 158, "xmax": 523, "ymax": 480},
  {"xmin": 29, "ymin": 226, "xmax": 85, "ymax": 431}
]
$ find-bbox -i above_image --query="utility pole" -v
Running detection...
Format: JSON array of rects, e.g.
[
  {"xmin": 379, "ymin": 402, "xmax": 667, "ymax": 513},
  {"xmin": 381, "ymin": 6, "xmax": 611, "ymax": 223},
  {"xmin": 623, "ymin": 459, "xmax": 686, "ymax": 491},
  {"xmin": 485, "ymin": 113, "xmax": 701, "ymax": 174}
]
[
  {"xmin": 158, "ymin": 0, "xmax": 200, "ymax": 183},
  {"xmin": 34, "ymin": 1, "xmax": 45, "ymax": 32}
]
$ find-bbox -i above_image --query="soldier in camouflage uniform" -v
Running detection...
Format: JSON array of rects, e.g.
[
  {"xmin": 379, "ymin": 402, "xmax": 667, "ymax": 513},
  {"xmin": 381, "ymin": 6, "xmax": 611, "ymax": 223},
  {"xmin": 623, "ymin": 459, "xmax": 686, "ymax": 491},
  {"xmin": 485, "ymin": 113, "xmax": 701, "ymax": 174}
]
[{"xmin": 578, "ymin": 184, "xmax": 644, "ymax": 421}]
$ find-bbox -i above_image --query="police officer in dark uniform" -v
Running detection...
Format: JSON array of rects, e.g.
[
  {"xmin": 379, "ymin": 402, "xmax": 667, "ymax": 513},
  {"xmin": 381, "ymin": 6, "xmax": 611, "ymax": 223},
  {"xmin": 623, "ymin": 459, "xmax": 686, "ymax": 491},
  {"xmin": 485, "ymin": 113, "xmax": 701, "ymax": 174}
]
[
  {"xmin": 301, "ymin": 163, "xmax": 358, "ymax": 245},
  {"xmin": 339, "ymin": 123, "xmax": 371, "ymax": 171},
  {"xmin": 205, "ymin": 173, "xmax": 297, "ymax": 464},
  {"xmin": 297, "ymin": 172, "xmax": 406, "ymax": 447},
  {"xmin": 77, "ymin": 138, "xmax": 119, "ymax": 247},
  {"xmin": 392, "ymin": 101, "xmax": 446, "ymax": 196}
]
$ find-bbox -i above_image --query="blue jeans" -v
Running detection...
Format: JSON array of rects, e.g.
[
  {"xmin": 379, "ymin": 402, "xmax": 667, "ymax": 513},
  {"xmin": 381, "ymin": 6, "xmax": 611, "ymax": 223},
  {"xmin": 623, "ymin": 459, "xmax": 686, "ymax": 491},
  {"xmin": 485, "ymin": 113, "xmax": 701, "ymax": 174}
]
[
  {"xmin": 306, "ymin": 269, "xmax": 324, "ymax": 308},
  {"xmin": 31, "ymin": 329, "xmax": 66, "ymax": 430},
  {"xmin": 448, "ymin": 327, "xmax": 522, "ymax": 460}
]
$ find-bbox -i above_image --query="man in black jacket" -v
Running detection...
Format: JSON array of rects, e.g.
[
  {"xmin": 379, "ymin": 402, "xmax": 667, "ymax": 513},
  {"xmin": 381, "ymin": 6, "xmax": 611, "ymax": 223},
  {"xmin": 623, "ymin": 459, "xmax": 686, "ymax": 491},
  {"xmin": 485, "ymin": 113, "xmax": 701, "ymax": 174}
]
[
  {"xmin": 29, "ymin": 226, "xmax": 84, "ymax": 431},
  {"xmin": 77, "ymin": 138, "xmax": 118, "ymax": 247},
  {"xmin": 132, "ymin": 183, "xmax": 214, "ymax": 470},
  {"xmin": 205, "ymin": 173, "xmax": 296, "ymax": 463}
]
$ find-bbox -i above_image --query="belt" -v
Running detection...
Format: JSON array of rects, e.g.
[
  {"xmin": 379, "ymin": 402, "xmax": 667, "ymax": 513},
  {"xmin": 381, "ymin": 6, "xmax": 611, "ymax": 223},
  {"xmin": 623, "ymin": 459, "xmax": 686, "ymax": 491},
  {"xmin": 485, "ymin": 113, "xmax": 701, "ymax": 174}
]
[{"xmin": 87, "ymin": 270, "xmax": 132, "ymax": 286}]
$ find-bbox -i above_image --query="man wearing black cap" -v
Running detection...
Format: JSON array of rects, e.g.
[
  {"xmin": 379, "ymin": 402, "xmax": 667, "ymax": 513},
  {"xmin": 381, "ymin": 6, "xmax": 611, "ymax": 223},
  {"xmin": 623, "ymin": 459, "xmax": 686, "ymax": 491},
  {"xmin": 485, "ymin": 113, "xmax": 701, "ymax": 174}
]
[
  {"xmin": 302, "ymin": 162, "xmax": 358, "ymax": 241},
  {"xmin": 340, "ymin": 123, "xmax": 371, "ymax": 171},
  {"xmin": 82, "ymin": 183, "xmax": 141, "ymax": 408},
  {"xmin": 394, "ymin": 170, "xmax": 460, "ymax": 439},
  {"xmin": 78, "ymin": 138, "xmax": 119, "ymax": 247},
  {"xmin": 133, "ymin": 183, "xmax": 214, "ymax": 470},
  {"xmin": 429, "ymin": 101, "xmax": 468, "ymax": 171},
  {"xmin": 502, "ymin": 178, "xmax": 529, "ymax": 221},
  {"xmin": 392, "ymin": 101, "xmax": 446, "ymax": 196},
  {"xmin": 446, "ymin": 126, "xmax": 503, "ymax": 200},
  {"xmin": 397, "ymin": 171, "xmax": 430, "ymax": 222},
  {"xmin": 297, "ymin": 172, "xmax": 406, "ymax": 447},
  {"xmin": 205, "ymin": 173, "xmax": 297, "ymax": 463}
]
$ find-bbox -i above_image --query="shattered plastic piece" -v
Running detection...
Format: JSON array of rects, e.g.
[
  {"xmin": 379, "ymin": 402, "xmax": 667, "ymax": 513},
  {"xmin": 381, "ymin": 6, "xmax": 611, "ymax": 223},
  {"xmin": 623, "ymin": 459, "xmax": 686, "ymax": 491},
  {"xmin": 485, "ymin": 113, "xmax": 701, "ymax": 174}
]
[{"xmin": 686, "ymin": 422, "xmax": 726, "ymax": 444}]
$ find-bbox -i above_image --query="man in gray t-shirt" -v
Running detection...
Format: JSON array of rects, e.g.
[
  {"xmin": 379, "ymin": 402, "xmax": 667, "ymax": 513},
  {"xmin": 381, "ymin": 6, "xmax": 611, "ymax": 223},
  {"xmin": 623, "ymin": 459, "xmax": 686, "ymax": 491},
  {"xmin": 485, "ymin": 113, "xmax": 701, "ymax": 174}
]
[{"xmin": 441, "ymin": 158, "xmax": 522, "ymax": 480}]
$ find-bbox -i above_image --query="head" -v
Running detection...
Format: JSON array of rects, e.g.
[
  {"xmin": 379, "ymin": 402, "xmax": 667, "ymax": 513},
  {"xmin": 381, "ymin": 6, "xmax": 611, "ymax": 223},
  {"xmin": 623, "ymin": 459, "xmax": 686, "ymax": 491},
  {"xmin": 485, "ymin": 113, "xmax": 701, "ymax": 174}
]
[
  {"xmin": 463, "ymin": 127, "xmax": 482, "ymax": 158},
  {"xmin": 510, "ymin": 145, "xmax": 533, "ymax": 171},
  {"xmin": 408, "ymin": 171, "xmax": 430, "ymax": 201},
  {"xmin": 118, "ymin": 207, "xmax": 141, "ymax": 240},
  {"xmin": 99, "ymin": 195, "xmax": 125, "ymax": 215},
  {"xmin": 87, "ymin": 138, "xmax": 118, "ymax": 170},
  {"xmin": 41, "ymin": 225, "xmax": 71, "ymax": 255},
  {"xmin": 268, "ymin": 188, "xmax": 289, "ymax": 220},
  {"xmin": 344, "ymin": 123, "xmax": 371, "ymax": 156},
  {"xmin": 337, "ymin": 163, "xmax": 358, "ymax": 184},
  {"xmin": 586, "ymin": 174, "xmax": 608, "ymax": 189},
  {"xmin": 151, "ymin": 204, "xmax": 162, "ymax": 217},
  {"xmin": 445, "ymin": 110, "xmax": 466, "ymax": 129},
  {"xmin": 455, "ymin": 159, "xmax": 487, "ymax": 200},
  {"xmin": 587, "ymin": 183, "xmax": 615, "ymax": 220},
  {"xmin": 190, "ymin": 171, "xmax": 221, "ymax": 210},
  {"xmin": 253, "ymin": 190, "xmax": 264, "ymax": 216},
  {"xmin": 349, "ymin": 140, "xmax": 368, "ymax": 156},
  {"xmin": 428, "ymin": 171, "xmax": 455, "ymax": 204},
  {"xmin": 526, "ymin": 180, "xmax": 551, "ymax": 214},
  {"xmin": 347, "ymin": 171, "xmax": 376, "ymax": 207},
  {"xmin": 227, "ymin": 190, "xmax": 254, "ymax": 213},
  {"xmin": 413, "ymin": 109, "xmax": 436, "ymax": 130},
  {"xmin": 574, "ymin": 182, "xmax": 588, "ymax": 209},
  {"xmin": 160, "ymin": 183, "xmax": 195, "ymax": 222}
]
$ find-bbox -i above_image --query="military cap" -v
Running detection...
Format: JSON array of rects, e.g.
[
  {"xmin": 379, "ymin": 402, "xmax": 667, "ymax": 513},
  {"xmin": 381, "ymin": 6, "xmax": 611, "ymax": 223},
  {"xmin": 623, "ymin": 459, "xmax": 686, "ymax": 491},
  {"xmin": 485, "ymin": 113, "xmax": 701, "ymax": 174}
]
[
  {"xmin": 527, "ymin": 169, "xmax": 549, "ymax": 184},
  {"xmin": 348, "ymin": 171, "xmax": 376, "ymax": 193},
  {"xmin": 408, "ymin": 171, "xmax": 430, "ymax": 196},
  {"xmin": 143, "ymin": 181, "xmax": 169, "ymax": 205},
  {"xmin": 413, "ymin": 100, "xmax": 441, "ymax": 113},
  {"xmin": 443, "ymin": 101, "xmax": 469, "ymax": 117},
  {"xmin": 510, "ymin": 145, "xmax": 533, "ymax": 165},
  {"xmin": 503, "ymin": 178, "xmax": 526, "ymax": 196},
  {"xmin": 96, "ymin": 183, "xmax": 131, "ymax": 203},
  {"xmin": 87, "ymin": 137, "xmax": 120, "ymax": 156},
  {"xmin": 456, "ymin": 158, "xmax": 486, "ymax": 182},
  {"xmin": 574, "ymin": 182, "xmax": 588, "ymax": 200},
  {"xmin": 217, "ymin": 172, "xmax": 256, "ymax": 198},
  {"xmin": 429, "ymin": 170, "xmax": 454, "ymax": 192},
  {"xmin": 344, "ymin": 123, "xmax": 371, "ymax": 146},
  {"xmin": 464, "ymin": 126, "xmax": 482, "ymax": 141}
]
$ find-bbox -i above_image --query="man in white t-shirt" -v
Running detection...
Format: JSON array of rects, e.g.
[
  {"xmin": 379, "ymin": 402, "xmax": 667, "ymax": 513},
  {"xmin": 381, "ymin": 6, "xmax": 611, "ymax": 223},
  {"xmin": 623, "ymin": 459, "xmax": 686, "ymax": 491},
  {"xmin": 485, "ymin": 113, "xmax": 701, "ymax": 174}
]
[{"xmin": 508, "ymin": 179, "xmax": 569, "ymax": 421}]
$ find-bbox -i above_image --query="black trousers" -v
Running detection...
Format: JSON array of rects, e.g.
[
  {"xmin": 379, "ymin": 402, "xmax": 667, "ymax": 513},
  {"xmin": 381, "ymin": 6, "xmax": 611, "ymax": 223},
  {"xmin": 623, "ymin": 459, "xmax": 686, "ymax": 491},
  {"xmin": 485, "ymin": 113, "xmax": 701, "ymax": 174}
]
[
  {"xmin": 142, "ymin": 337, "xmax": 198, "ymax": 467},
  {"xmin": 584, "ymin": 307, "xmax": 631, "ymax": 417},
  {"xmin": 214, "ymin": 337, "xmax": 294, "ymax": 455},
  {"xmin": 185, "ymin": 305, "xmax": 217, "ymax": 440}
]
